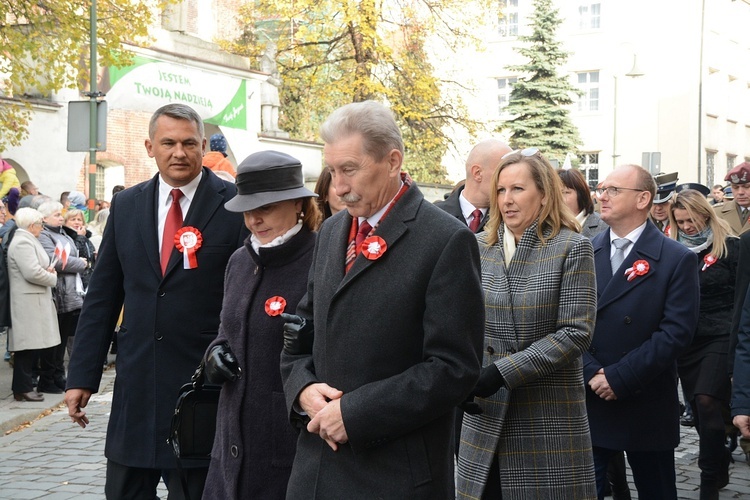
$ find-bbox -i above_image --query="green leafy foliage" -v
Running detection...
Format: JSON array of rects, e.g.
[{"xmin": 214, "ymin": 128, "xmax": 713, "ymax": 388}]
[
  {"xmin": 501, "ymin": 0, "xmax": 582, "ymax": 164},
  {"xmin": 0, "ymin": 0, "xmax": 170, "ymax": 152},
  {"xmin": 222, "ymin": 0, "xmax": 490, "ymax": 183}
]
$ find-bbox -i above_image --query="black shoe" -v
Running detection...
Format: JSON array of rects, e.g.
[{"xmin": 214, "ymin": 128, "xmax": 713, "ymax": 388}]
[
  {"xmin": 53, "ymin": 377, "xmax": 67, "ymax": 390},
  {"xmin": 681, "ymin": 414, "xmax": 695, "ymax": 427},
  {"xmin": 36, "ymin": 381, "xmax": 63, "ymax": 394}
]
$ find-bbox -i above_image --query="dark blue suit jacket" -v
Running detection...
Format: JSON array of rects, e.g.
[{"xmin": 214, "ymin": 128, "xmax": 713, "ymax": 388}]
[
  {"xmin": 67, "ymin": 168, "xmax": 246, "ymax": 469},
  {"xmin": 584, "ymin": 221, "xmax": 699, "ymax": 451}
]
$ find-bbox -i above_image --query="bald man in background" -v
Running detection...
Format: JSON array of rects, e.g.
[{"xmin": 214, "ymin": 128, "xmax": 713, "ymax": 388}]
[{"xmin": 435, "ymin": 139, "xmax": 512, "ymax": 233}]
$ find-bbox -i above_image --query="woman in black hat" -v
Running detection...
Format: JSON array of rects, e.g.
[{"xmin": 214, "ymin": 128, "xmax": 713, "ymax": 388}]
[
  {"xmin": 201, "ymin": 150, "xmax": 321, "ymax": 500},
  {"xmin": 668, "ymin": 188, "xmax": 738, "ymax": 499}
]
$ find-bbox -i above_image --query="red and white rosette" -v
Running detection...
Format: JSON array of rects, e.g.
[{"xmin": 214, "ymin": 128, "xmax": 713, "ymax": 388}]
[
  {"xmin": 174, "ymin": 226, "xmax": 203, "ymax": 270},
  {"xmin": 265, "ymin": 296, "xmax": 287, "ymax": 317},
  {"xmin": 361, "ymin": 236, "xmax": 387, "ymax": 260},
  {"xmin": 624, "ymin": 259, "xmax": 649, "ymax": 282},
  {"xmin": 702, "ymin": 254, "xmax": 717, "ymax": 272}
]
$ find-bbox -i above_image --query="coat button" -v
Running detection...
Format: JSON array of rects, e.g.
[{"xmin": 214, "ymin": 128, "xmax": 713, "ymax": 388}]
[
  {"xmin": 158, "ymin": 290, "xmax": 166, "ymax": 297},
  {"xmin": 487, "ymin": 346, "xmax": 495, "ymax": 355},
  {"xmin": 624, "ymin": 316, "xmax": 632, "ymax": 324},
  {"xmin": 230, "ymin": 445, "xmax": 238, "ymax": 457},
  {"xmin": 589, "ymin": 347, "xmax": 597, "ymax": 354},
  {"xmin": 154, "ymin": 332, "xmax": 163, "ymax": 341}
]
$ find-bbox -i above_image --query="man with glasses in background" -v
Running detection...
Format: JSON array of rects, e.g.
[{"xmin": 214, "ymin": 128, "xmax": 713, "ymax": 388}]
[{"xmin": 584, "ymin": 164, "xmax": 699, "ymax": 499}]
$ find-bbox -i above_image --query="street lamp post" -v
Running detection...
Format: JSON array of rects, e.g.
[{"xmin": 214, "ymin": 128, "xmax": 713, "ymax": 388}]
[{"xmin": 612, "ymin": 54, "xmax": 645, "ymax": 168}]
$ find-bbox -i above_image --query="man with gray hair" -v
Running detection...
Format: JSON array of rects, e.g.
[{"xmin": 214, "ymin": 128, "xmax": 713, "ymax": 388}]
[
  {"xmin": 64, "ymin": 103, "xmax": 245, "ymax": 499},
  {"xmin": 280, "ymin": 100, "xmax": 484, "ymax": 498}
]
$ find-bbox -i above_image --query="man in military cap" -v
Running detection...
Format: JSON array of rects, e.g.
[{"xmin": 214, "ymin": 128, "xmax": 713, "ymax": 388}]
[
  {"xmin": 650, "ymin": 172, "xmax": 678, "ymax": 234},
  {"xmin": 716, "ymin": 162, "xmax": 750, "ymax": 235}
]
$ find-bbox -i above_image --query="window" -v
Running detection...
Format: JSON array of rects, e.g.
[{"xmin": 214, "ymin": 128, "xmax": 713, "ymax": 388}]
[
  {"xmin": 728, "ymin": 154, "xmax": 737, "ymax": 173},
  {"xmin": 577, "ymin": 71, "xmax": 599, "ymax": 112},
  {"xmin": 706, "ymin": 151, "xmax": 716, "ymax": 187},
  {"xmin": 497, "ymin": 77, "xmax": 518, "ymax": 118},
  {"xmin": 579, "ymin": 153, "xmax": 599, "ymax": 189},
  {"xmin": 498, "ymin": 0, "xmax": 519, "ymax": 37},
  {"xmin": 96, "ymin": 164, "xmax": 106, "ymax": 201},
  {"xmin": 578, "ymin": 3, "xmax": 601, "ymax": 30}
]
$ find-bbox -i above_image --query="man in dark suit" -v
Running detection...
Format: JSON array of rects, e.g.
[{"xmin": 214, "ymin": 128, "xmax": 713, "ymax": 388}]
[
  {"xmin": 280, "ymin": 101, "xmax": 485, "ymax": 498},
  {"xmin": 585, "ymin": 164, "xmax": 699, "ymax": 500},
  {"xmin": 435, "ymin": 138, "xmax": 511, "ymax": 233},
  {"xmin": 63, "ymin": 104, "xmax": 245, "ymax": 499}
]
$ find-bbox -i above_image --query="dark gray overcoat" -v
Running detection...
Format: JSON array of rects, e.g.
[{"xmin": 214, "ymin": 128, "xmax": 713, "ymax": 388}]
[
  {"xmin": 203, "ymin": 228, "xmax": 315, "ymax": 500},
  {"xmin": 281, "ymin": 182, "xmax": 485, "ymax": 499}
]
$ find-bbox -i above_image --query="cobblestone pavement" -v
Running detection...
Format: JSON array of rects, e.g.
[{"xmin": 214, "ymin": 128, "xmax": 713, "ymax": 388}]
[{"xmin": 0, "ymin": 361, "xmax": 748, "ymax": 498}]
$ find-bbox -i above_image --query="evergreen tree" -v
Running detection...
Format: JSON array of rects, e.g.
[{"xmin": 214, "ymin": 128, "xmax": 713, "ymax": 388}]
[{"xmin": 502, "ymin": 0, "xmax": 582, "ymax": 164}]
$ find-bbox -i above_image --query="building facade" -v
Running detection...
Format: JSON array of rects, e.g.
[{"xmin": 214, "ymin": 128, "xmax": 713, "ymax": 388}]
[
  {"xmin": 446, "ymin": 0, "xmax": 750, "ymax": 187},
  {"xmin": 1, "ymin": 0, "xmax": 323, "ymax": 203}
]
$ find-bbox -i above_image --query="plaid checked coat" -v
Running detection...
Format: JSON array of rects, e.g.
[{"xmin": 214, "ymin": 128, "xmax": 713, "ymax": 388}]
[{"xmin": 457, "ymin": 222, "xmax": 597, "ymax": 499}]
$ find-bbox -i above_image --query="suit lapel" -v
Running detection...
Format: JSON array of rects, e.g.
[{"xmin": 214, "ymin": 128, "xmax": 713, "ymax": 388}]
[
  {"xmin": 164, "ymin": 168, "xmax": 226, "ymax": 277},
  {"xmin": 337, "ymin": 184, "xmax": 420, "ymax": 291},
  {"xmin": 597, "ymin": 222, "xmax": 663, "ymax": 310},
  {"xmin": 135, "ymin": 175, "xmax": 162, "ymax": 279}
]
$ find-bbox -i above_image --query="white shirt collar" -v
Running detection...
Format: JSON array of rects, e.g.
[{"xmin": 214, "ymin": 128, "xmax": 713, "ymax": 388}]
[
  {"xmin": 158, "ymin": 170, "xmax": 203, "ymax": 205},
  {"xmin": 458, "ymin": 190, "xmax": 486, "ymax": 222},
  {"xmin": 359, "ymin": 180, "xmax": 404, "ymax": 228}
]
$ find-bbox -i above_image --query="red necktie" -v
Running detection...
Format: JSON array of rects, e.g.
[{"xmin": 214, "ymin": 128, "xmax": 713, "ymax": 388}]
[
  {"xmin": 355, "ymin": 220, "xmax": 372, "ymax": 256},
  {"xmin": 469, "ymin": 209, "xmax": 483, "ymax": 232},
  {"xmin": 161, "ymin": 189, "xmax": 183, "ymax": 275}
]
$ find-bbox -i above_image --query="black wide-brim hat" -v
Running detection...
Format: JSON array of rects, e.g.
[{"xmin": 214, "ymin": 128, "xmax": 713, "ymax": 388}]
[{"xmin": 225, "ymin": 150, "xmax": 317, "ymax": 213}]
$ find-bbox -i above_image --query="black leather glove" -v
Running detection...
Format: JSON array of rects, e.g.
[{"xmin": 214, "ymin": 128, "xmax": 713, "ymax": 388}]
[
  {"xmin": 281, "ymin": 313, "xmax": 314, "ymax": 355},
  {"xmin": 471, "ymin": 364, "xmax": 505, "ymax": 398},
  {"xmin": 458, "ymin": 396, "xmax": 484, "ymax": 415},
  {"xmin": 204, "ymin": 342, "xmax": 242, "ymax": 384}
]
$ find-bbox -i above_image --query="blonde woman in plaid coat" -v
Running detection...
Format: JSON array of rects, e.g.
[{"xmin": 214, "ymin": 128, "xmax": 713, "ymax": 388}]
[{"xmin": 457, "ymin": 149, "xmax": 597, "ymax": 499}]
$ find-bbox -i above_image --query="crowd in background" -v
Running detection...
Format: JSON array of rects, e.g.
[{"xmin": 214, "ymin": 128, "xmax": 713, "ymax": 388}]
[{"xmin": 0, "ymin": 181, "xmax": 115, "ymax": 402}]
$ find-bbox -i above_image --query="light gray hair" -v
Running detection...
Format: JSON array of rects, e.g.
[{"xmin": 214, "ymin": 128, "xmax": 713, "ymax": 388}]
[
  {"xmin": 36, "ymin": 200, "xmax": 64, "ymax": 218},
  {"xmin": 320, "ymin": 101, "xmax": 404, "ymax": 160}
]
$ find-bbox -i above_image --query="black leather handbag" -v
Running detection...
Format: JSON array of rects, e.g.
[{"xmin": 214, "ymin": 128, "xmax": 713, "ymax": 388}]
[{"xmin": 168, "ymin": 360, "xmax": 221, "ymax": 465}]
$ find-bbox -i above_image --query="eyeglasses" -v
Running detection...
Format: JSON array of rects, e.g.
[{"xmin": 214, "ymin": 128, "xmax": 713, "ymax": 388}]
[
  {"xmin": 501, "ymin": 147, "xmax": 540, "ymax": 160},
  {"xmin": 595, "ymin": 186, "xmax": 646, "ymax": 198}
]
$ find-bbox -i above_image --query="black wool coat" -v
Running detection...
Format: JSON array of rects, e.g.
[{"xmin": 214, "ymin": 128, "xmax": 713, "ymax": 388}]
[
  {"xmin": 203, "ymin": 227, "xmax": 315, "ymax": 500},
  {"xmin": 67, "ymin": 168, "xmax": 246, "ymax": 469}
]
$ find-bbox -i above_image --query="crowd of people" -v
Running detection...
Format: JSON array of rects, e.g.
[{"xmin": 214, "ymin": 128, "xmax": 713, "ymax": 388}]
[
  {"xmin": 0, "ymin": 179, "xmax": 116, "ymax": 401},
  {"xmin": 3, "ymin": 100, "xmax": 750, "ymax": 500}
]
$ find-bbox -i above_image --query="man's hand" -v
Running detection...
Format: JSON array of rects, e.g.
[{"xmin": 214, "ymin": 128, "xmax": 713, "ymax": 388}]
[
  {"xmin": 298, "ymin": 383, "xmax": 343, "ymax": 420},
  {"xmin": 734, "ymin": 415, "xmax": 750, "ymax": 439},
  {"xmin": 308, "ymin": 397, "xmax": 348, "ymax": 451},
  {"xmin": 64, "ymin": 389, "xmax": 92, "ymax": 428},
  {"xmin": 589, "ymin": 369, "xmax": 617, "ymax": 401}
]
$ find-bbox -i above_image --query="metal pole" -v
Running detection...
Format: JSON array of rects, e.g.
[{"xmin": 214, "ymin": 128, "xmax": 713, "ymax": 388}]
[
  {"xmin": 88, "ymin": 0, "xmax": 98, "ymax": 218},
  {"xmin": 697, "ymin": 0, "xmax": 706, "ymax": 183}
]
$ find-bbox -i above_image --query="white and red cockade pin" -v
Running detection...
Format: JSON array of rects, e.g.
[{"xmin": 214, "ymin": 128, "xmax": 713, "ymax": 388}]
[
  {"xmin": 624, "ymin": 260, "xmax": 649, "ymax": 282},
  {"xmin": 361, "ymin": 236, "xmax": 387, "ymax": 260},
  {"xmin": 174, "ymin": 226, "xmax": 203, "ymax": 269},
  {"xmin": 265, "ymin": 296, "xmax": 287, "ymax": 317},
  {"xmin": 702, "ymin": 254, "xmax": 717, "ymax": 272}
]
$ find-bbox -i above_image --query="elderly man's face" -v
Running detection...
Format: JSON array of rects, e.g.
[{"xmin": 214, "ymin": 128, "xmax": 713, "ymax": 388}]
[{"xmin": 324, "ymin": 133, "xmax": 401, "ymax": 219}]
